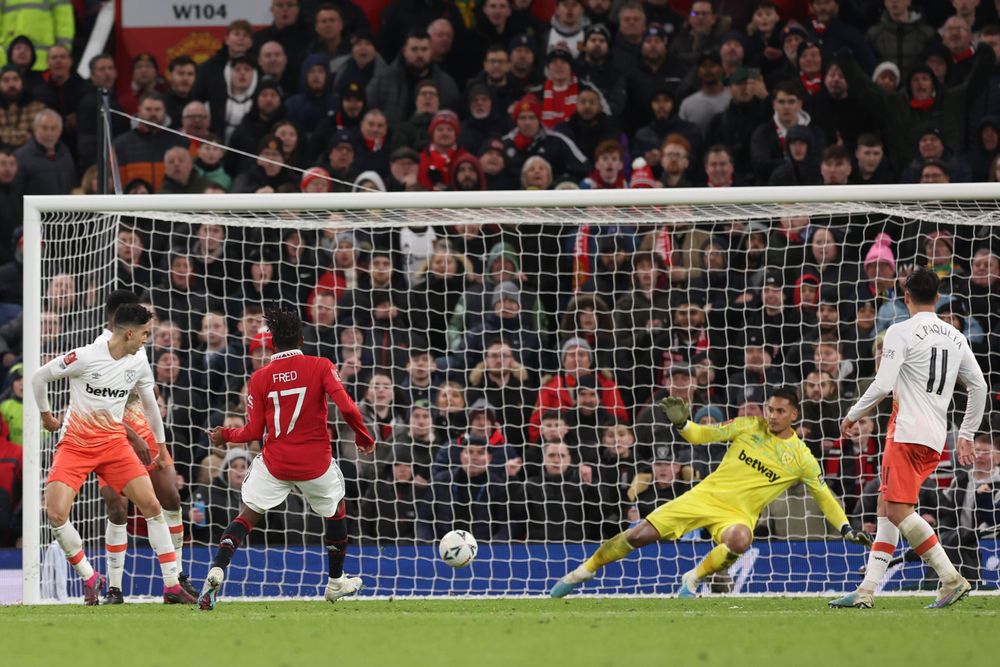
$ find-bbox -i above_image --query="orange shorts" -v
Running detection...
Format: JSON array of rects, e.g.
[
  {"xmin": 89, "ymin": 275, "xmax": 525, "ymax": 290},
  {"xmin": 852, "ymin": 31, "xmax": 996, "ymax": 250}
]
[
  {"xmin": 879, "ymin": 438, "xmax": 941, "ymax": 504},
  {"xmin": 48, "ymin": 437, "xmax": 148, "ymax": 494},
  {"xmin": 97, "ymin": 432, "xmax": 172, "ymax": 489}
]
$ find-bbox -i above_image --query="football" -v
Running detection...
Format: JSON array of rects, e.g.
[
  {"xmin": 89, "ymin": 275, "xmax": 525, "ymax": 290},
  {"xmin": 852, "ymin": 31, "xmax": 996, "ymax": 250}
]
[{"xmin": 438, "ymin": 530, "xmax": 478, "ymax": 568}]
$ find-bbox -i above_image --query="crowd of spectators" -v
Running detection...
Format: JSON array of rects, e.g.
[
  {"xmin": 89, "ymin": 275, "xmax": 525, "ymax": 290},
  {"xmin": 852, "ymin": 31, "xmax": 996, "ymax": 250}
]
[{"xmin": 1, "ymin": 1, "xmax": 1000, "ymax": 586}]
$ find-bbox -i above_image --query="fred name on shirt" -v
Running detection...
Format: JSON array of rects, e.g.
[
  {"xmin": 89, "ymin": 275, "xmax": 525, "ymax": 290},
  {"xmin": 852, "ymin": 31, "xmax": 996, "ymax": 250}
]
[{"xmin": 273, "ymin": 370, "xmax": 298, "ymax": 383}]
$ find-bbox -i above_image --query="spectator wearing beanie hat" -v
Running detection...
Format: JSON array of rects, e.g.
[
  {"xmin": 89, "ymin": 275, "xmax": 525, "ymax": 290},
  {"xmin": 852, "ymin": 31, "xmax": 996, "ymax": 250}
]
[
  {"xmin": 449, "ymin": 153, "xmax": 487, "ymax": 191},
  {"xmin": 834, "ymin": 44, "xmax": 996, "ymax": 175},
  {"xmin": 248, "ymin": 331, "xmax": 274, "ymax": 372},
  {"xmin": 796, "ymin": 41, "xmax": 823, "ymax": 95},
  {"xmin": 318, "ymin": 128, "xmax": 358, "ymax": 192},
  {"xmin": 541, "ymin": 45, "xmax": 579, "ymax": 128},
  {"xmin": 306, "ymin": 82, "xmax": 367, "ymax": 163},
  {"xmin": 871, "ymin": 61, "xmax": 900, "ymax": 93},
  {"xmin": 232, "ymin": 134, "xmax": 298, "ymax": 193},
  {"xmin": 527, "ymin": 335, "xmax": 628, "ymax": 444},
  {"xmin": 862, "ymin": 233, "xmax": 896, "ymax": 300},
  {"xmin": 300, "ymin": 166, "xmax": 331, "ymax": 193},
  {"xmin": 418, "ymin": 110, "xmax": 467, "ymax": 190},
  {"xmin": 478, "ymin": 137, "xmax": 517, "ymax": 190},
  {"xmin": 502, "ymin": 93, "xmax": 590, "ymax": 184},
  {"xmin": 226, "ymin": 78, "xmax": 286, "ymax": 175},
  {"xmin": 121, "ymin": 52, "xmax": 165, "ymax": 116},
  {"xmin": 629, "ymin": 157, "xmax": 657, "ymax": 188},
  {"xmin": 900, "ymin": 125, "xmax": 972, "ymax": 184},
  {"xmin": 459, "ymin": 82, "xmax": 512, "ymax": 155}
]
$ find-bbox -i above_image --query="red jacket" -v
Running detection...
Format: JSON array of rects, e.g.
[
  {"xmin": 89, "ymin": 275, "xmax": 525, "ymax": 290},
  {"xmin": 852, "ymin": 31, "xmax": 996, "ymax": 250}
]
[{"xmin": 527, "ymin": 372, "xmax": 628, "ymax": 442}]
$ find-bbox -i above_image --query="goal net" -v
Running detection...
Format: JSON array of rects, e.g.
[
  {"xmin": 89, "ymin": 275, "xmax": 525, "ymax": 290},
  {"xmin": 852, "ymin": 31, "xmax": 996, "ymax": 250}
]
[{"xmin": 21, "ymin": 186, "xmax": 1000, "ymax": 602}]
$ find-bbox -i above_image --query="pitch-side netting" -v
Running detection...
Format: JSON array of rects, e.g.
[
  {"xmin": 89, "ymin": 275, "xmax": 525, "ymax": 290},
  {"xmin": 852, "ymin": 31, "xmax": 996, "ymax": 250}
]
[{"xmin": 21, "ymin": 187, "xmax": 1000, "ymax": 602}]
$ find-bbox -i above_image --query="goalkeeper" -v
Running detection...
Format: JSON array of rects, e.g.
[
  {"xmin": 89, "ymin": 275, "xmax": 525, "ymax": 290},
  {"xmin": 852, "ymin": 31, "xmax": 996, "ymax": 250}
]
[{"xmin": 551, "ymin": 386, "xmax": 871, "ymax": 598}]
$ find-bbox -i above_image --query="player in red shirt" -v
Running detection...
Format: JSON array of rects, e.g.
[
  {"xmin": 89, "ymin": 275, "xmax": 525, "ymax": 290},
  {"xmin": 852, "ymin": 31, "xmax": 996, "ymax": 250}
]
[{"xmin": 198, "ymin": 307, "xmax": 375, "ymax": 610}]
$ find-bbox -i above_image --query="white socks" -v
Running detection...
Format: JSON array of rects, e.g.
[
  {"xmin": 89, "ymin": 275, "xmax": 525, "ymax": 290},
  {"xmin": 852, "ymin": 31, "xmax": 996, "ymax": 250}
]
[
  {"xmin": 146, "ymin": 512, "xmax": 180, "ymax": 587},
  {"xmin": 105, "ymin": 521, "xmax": 128, "ymax": 590},
  {"xmin": 861, "ymin": 516, "xmax": 900, "ymax": 591},
  {"xmin": 52, "ymin": 520, "xmax": 95, "ymax": 582},
  {"xmin": 164, "ymin": 508, "xmax": 184, "ymax": 574},
  {"xmin": 897, "ymin": 513, "xmax": 960, "ymax": 584}
]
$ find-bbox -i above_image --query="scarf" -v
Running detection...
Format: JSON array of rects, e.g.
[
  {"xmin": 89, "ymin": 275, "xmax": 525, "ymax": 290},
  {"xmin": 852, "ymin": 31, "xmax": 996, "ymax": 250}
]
[
  {"xmin": 655, "ymin": 228, "xmax": 673, "ymax": 266},
  {"xmin": 772, "ymin": 109, "xmax": 811, "ymax": 150},
  {"xmin": 811, "ymin": 19, "xmax": 827, "ymax": 35},
  {"xmin": 572, "ymin": 224, "xmax": 593, "ymax": 292},
  {"xmin": 541, "ymin": 75, "xmax": 578, "ymax": 128},
  {"xmin": 952, "ymin": 46, "xmax": 975, "ymax": 64},
  {"xmin": 513, "ymin": 131, "xmax": 534, "ymax": 151},
  {"xmin": 418, "ymin": 145, "xmax": 461, "ymax": 189},
  {"xmin": 910, "ymin": 96, "xmax": 935, "ymax": 110},
  {"xmin": 800, "ymin": 73, "xmax": 822, "ymax": 95},
  {"xmin": 364, "ymin": 135, "xmax": 384, "ymax": 152},
  {"xmin": 586, "ymin": 167, "xmax": 626, "ymax": 189}
]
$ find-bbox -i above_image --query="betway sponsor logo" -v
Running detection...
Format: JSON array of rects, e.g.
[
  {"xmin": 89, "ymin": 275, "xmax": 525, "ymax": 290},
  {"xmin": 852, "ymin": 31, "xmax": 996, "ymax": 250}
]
[
  {"xmin": 85, "ymin": 383, "xmax": 129, "ymax": 399},
  {"xmin": 737, "ymin": 449, "xmax": 781, "ymax": 483}
]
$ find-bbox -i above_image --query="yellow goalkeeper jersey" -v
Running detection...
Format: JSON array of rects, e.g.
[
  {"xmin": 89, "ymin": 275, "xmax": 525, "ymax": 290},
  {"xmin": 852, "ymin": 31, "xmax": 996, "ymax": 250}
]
[{"xmin": 678, "ymin": 417, "xmax": 850, "ymax": 530}]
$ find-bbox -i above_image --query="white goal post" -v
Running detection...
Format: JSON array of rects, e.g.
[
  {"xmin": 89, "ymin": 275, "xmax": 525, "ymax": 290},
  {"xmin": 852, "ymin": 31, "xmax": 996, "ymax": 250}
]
[{"xmin": 20, "ymin": 184, "xmax": 1000, "ymax": 603}]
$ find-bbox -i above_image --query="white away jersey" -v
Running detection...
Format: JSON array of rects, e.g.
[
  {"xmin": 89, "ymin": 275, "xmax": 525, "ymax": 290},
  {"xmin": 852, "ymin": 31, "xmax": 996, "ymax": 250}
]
[
  {"xmin": 36, "ymin": 339, "xmax": 157, "ymax": 448},
  {"xmin": 846, "ymin": 311, "xmax": 987, "ymax": 451}
]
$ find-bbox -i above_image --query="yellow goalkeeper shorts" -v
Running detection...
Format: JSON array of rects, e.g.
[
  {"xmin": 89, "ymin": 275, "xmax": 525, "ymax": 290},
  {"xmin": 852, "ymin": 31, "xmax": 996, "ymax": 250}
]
[{"xmin": 644, "ymin": 490, "xmax": 755, "ymax": 544}]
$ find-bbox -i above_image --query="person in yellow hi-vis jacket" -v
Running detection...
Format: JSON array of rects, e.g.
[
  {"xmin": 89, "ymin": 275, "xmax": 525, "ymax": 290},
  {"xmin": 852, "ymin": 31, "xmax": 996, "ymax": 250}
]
[
  {"xmin": 551, "ymin": 386, "xmax": 873, "ymax": 598},
  {"xmin": 0, "ymin": 0, "xmax": 74, "ymax": 71}
]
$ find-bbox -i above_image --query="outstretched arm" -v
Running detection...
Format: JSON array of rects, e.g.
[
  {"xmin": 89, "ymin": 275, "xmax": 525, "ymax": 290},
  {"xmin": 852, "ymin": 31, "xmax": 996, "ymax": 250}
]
[
  {"xmin": 843, "ymin": 326, "xmax": 906, "ymax": 431},
  {"xmin": 323, "ymin": 364, "xmax": 374, "ymax": 454},
  {"xmin": 801, "ymin": 453, "xmax": 871, "ymax": 546},
  {"xmin": 218, "ymin": 378, "xmax": 266, "ymax": 444}
]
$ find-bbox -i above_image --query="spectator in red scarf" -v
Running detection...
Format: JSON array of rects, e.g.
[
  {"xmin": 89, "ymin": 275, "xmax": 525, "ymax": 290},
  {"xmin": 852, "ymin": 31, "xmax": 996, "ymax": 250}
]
[
  {"xmin": 797, "ymin": 41, "xmax": 823, "ymax": 96},
  {"xmin": 527, "ymin": 337, "xmax": 628, "ymax": 443},
  {"xmin": 352, "ymin": 108, "xmax": 392, "ymax": 175},
  {"xmin": 502, "ymin": 93, "xmax": 590, "ymax": 182},
  {"xmin": 418, "ymin": 110, "xmax": 468, "ymax": 190},
  {"xmin": 940, "ymin": 15, "xmax": 975, "ymax": 86},
  {"xmin": 581, "ymin": 139, "xmax": 626, "ymax": 188},
  {"xmin": 542, "ymin": 46, "xmax": 579, "ymax": 128}
]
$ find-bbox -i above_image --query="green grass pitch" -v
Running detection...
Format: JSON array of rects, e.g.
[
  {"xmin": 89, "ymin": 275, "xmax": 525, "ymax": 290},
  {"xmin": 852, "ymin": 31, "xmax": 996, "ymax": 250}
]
[{"xmin": 3, "ymin": 597, "xmax": 998, "ymax": 667}]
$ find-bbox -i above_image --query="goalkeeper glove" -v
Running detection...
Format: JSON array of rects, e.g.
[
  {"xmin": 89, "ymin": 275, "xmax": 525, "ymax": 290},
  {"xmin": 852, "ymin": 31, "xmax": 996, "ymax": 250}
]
[
  {"xmin": 659, "ymin": 396, "xmax": 690, "ymax": 428},
  {"xmin": 841, "ymin": 524, "xmax": 873, "ymax": 548}
]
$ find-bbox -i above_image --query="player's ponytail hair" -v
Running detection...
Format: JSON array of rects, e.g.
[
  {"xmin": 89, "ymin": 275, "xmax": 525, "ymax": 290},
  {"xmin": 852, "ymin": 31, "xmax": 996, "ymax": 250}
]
[
  {"xmin": 113, "ymin": 302, "xmax": 152, "ymax": 328},
  {"xmin": 265, "ymin": 306, "xmax": 303, "ymax": 351}
]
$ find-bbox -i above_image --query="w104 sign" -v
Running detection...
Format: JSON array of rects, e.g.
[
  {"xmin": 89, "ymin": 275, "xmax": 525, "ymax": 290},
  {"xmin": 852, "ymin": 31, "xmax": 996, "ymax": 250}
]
[{"xmin": 120, "ymin": 1, "xmax": 271, "ymax": 27}]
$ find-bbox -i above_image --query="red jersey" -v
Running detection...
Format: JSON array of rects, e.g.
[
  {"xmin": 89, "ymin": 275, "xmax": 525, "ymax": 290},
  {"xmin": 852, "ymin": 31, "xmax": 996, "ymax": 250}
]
[{"xmin": 221, "ymin": 350, "xmax": 373, "ymax": 481}]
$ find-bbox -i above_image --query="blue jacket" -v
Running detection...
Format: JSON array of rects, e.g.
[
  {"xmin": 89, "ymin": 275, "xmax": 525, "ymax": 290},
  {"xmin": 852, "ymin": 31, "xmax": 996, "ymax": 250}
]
[{"xmin": 285, "ymin": 53, "xmax": 339, "ymax": 130}]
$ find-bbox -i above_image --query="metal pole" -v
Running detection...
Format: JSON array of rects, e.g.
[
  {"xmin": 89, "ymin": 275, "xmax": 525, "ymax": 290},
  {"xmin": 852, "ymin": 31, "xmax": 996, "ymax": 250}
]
[{"xmin": 96, "ymin": 88, "xmax": 108, "ymax": 195}]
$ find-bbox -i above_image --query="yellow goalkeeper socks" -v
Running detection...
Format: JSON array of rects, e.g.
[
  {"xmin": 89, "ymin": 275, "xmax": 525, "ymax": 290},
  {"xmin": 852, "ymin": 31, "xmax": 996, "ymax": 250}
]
[
  {"xmin": 584, "ymin": 532, "xmax": 635, "ymax": 573},
  {"xmin": 694, "ymin": 544, "xmax": 739, "ymax": 580}
]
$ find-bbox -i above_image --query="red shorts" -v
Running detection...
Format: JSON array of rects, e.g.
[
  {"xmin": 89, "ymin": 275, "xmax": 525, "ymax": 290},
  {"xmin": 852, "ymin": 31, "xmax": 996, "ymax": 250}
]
[
  {"xmin": 879, "ymin": 437, "xmax": 941, "ymax": 504},
  {"xmin": 97, "ymin": 432, "xmax": 173, "ymax": 489},
  {"xmin": 48, "ymin": 437, "xmax": 148, "ymax": 494}
]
